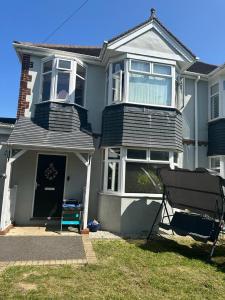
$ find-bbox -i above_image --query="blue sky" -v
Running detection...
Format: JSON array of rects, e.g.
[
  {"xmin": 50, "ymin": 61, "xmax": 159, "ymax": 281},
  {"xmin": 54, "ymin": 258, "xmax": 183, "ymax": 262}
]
[{"xmin": 1, "ymin": 0, "xmax": 225, "ymax": 117}]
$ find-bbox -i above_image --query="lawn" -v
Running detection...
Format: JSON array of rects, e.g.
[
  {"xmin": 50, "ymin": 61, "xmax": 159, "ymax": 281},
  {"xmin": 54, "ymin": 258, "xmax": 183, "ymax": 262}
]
[{"xmin": 0, "ymin": 237, "xmax": 225, "ymax": 299}]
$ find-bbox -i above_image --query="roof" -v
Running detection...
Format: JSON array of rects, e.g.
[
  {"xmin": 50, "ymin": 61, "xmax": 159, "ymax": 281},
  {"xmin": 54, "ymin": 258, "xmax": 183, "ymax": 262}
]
[
  {"xmin": 108, "ymin": 17, "xmax": 197, "ymax": 59},
  {"xmin": 187, "ymin": 61, "xmax": 218, "ymax": 75},
  {"xmin": 6, "ymin": 117, "xmax": 94, "ymax": 151},
  {"xmin": 14, "ymin": 13, "xmax": 197, "ymax": 60},
  {"xmin": 0, "ymin": 117, "xmax": 16, "ymax": 129},
  {"xmin": 14, "ymin": 41, "xmax": 102, "ymax": 57},
  {"xmin": 0, "ymin": 117, "xmax": 16, "ymax": 125}
]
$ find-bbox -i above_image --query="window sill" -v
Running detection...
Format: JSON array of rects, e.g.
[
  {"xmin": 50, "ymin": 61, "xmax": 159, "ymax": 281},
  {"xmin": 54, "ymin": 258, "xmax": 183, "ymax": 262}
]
[
  {"xmin": 37, "ymin": 100, "xmax": 87, "ymax": 110},
  {"xmin": 99, "ymin": 191, "xmax": 163, "ymax": 199},
  {"xmin": 208, "ymin": 117, "xmax": 223, "ymax": 123},
  {"xmin": 106, "ymin": 102, "xmax": 180, "ymax": 113}
]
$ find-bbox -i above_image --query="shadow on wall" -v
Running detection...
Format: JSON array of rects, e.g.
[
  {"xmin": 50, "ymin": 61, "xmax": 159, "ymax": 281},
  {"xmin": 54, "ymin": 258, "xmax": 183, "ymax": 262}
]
[{"xmin": 120, "ymin": 199, "xmax": 162, "ymax": 235}]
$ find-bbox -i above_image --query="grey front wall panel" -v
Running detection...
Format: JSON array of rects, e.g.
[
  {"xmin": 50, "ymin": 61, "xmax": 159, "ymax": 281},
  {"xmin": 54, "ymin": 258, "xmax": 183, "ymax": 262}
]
[
  {"xmin": 198, "ymin": 81, "xmax": 208, "ymax": 141},
  {"xmin": 88, "ymin": 149, "xmax": 102, "ymax": 220},
  {"xmin": 98, "ymin": 194, "xmax": 162, "ymax": 234},
  {"xmin": 29, "ymin": 55, "xmax": 42, "ymax": 118},
  {"xmin": 182, "ymin": 79, "xmax": 208, "ymax": 141},
  {"xmin": 182, "ymin": 78, "xmax": 195, "ymax": 139},
  {"xmin": 85, "ymin": 65, "xmax": 105, "ymax": 134}
]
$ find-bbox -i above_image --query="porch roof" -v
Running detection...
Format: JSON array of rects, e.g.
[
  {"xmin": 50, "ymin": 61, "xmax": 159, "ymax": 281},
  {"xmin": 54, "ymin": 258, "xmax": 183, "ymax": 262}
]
[{"xmin": 5, "ymin": 117, "xmax": 95, "ymax": 152}]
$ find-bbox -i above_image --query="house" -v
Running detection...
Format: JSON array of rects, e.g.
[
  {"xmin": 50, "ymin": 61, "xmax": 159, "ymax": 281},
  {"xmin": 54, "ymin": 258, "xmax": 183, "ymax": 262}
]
[{"xmin": 0, "ymin": 8, "xmax": 224, "ymax": 235}]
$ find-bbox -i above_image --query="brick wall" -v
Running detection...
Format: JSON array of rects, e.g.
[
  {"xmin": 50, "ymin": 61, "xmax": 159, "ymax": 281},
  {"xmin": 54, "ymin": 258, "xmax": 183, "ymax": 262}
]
[{"xmin": 16, "ymin": 54, "xmax": 32, "ymax": 118}]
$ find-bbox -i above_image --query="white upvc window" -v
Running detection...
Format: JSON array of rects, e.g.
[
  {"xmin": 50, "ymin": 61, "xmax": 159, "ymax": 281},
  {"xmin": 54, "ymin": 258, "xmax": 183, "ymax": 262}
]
[
  {"xmin": 103, "ymin": 147, "xmax": 179, "ymax": 195},
  {"xmin": 107, "ymin": 58, "xmax": 175, "ymax": 108},
  {"xmin": 40, "ymin": 56, "xmax": 86, "ymax": 107},
  {"xmin": 209, "ymin": 156, "xmax": 221, "ymax": 174},
  {"xmin": 129, "ymin": 60, "xmax": 173, "ymax": 107},
  {"xmin": 112, "ymin": 61, "xmax": 124, "ymax": 103},
  {"xmin": 210, "ymin": 83, "xmax": 219, "ymax": 120}
]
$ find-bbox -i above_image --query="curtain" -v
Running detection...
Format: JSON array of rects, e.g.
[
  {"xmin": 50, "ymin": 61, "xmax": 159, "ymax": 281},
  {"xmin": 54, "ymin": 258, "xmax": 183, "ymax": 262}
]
[{"xmin": 129, "ymin": 73, "xmax": 172, "ymax": 106}]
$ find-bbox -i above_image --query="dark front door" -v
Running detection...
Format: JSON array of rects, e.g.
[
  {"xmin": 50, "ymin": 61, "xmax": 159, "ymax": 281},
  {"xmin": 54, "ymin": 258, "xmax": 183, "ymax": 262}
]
[{"xmin": 33, "ymin": 154, "xmax": 66, "ymax": 218}]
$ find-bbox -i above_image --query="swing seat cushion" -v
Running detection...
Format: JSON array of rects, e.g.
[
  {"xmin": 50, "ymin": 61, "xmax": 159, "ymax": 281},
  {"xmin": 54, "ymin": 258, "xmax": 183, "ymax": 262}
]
[{"xmin": 162, "ymin": 212, "xmax": 220, "ymax": 242}]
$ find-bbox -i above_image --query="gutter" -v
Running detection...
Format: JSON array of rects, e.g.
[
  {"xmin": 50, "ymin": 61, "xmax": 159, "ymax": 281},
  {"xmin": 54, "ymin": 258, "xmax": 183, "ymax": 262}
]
[{"xmin": 194, "ymin": 75, "xmax": 201, "ymax": 168}]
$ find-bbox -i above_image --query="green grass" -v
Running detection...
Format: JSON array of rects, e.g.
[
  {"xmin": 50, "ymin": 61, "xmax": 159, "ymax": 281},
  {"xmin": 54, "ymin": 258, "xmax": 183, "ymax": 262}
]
[{"xmin": 0, "ymin": 237, "xmax": 225, "ymax": 299}]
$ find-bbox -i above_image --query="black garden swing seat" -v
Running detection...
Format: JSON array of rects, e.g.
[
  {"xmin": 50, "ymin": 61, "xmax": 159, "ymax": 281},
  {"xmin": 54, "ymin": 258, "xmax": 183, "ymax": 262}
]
[
  {"xmin": 148, "ymin": 168, "xmax": 225, "ymax": 259},
  {"xmin": 159, "ymin": 211, "xmax": 220, "ymax": 242}
]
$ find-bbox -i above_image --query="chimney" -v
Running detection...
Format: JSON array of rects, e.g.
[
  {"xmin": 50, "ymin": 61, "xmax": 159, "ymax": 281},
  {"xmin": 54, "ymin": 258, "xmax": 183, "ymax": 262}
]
[{"xmin": 150, "ymin": 8, "xmax": 156, "ymax": 19}]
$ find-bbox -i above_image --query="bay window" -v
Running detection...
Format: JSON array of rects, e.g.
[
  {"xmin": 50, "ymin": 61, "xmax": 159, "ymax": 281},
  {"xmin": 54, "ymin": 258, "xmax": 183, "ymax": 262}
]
[
  {"xmin": 103, "ymin": 147, "xmax": 179, "ymax": 195},
  {"xmin": 107, "ymin": 58, "xmax": 175, "ymax": 107},
  {"xmin": 41, "ymin": 57, "xmax": 86, "ymax": 106}
]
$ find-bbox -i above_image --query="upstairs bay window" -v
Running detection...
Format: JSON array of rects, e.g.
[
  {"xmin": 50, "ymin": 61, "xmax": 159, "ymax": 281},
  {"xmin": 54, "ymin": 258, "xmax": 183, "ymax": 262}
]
[
  {"xmin": 41, "ymin": 57, "xmax": 86, "ymax": 106},
  {"xmin": 107, "ymin": 59, "xmax": 175, "ymax": 107}
]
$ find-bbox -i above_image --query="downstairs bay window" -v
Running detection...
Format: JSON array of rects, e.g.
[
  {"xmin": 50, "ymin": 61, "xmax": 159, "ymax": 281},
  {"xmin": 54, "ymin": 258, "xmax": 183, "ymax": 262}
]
[
  {"xmin": 103, "ymin": 148, "xmax": 179, "ymax": 195},
  {"xmin": 41, "ymin": 57, "xmax": 86, "ymax": 106}
]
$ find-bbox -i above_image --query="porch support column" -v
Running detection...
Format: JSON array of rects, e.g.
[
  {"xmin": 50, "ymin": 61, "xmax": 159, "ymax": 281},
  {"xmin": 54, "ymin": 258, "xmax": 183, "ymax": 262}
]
[
  {"xmin": 0, "ymin": 149, "xmax": 27, "ymax": 231},
  {"xmin": 0, "ymin": 157, "xmax": 12, "ymax": 231},
  {"xmin": 83, "ymin": 154, "xmax": 92, "ymax": 229}
]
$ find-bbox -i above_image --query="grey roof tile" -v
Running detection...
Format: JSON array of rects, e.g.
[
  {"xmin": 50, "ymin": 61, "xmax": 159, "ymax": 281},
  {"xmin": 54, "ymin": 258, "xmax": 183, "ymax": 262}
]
[{"xmin": 7, "ymin": 117, "xmax": 94, "ymax": 151}]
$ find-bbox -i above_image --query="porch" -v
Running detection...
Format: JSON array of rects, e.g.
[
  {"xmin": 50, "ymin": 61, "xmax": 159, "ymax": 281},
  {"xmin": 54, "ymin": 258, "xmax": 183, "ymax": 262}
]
[{"xmin": 0, "ymin": 117, "xmax": 95, "ymax": 233}]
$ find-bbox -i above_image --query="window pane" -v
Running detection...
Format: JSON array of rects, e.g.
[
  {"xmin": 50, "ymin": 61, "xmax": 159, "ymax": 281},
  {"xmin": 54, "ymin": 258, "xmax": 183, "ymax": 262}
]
[
  {"xmin": 77, "ymin": 64, "xmax": 86, "ymax": 79},
  {"xmin": 127, "ymin": 149, "xmax": 147, "ymax": 160},
  {"xmin": 107, "ymin": 162, "xmax": 119, "ymax": 191},
  {"xmin": 57, "ymin": 72, "xmax": 70, "ymax": 99},
  {"xmin": 42, "ymin": 73, "xmax": 51, "ymax": 101},
  {"xmin": 174, "ymin": 152, "xmax": 178, "ymax": 164},
  {"xmin": 211, "ymin": 157, "xmax": 220, "ymax": 169},
  {"xmin": 43, "ymin": 60, "xmax": 52, "ymax": 73},
  {"xmin": 58, "ymin": 60, "xmax": 71, "ymax": 70},
  {"xmin": 112, "ymin": 61, "xmax": 124, "ymax": 73},
  {"xmin": 211, "ymin": 94, "xmax": 219, "ymax": 119},
  {"xmin": 129, "ymin": 73, "xmax": 172, "ymax": 106},
  {"xmin": 153, "ymin": 64, "xmax": 171, "ymax": 75},
  {"xmin": 131, "ymin": 60, "xmax": 150, "ymax": 72},
  {"xmin": 112, "ymin": 72, "xmax": 124, "ymax": 102},
  {"xmin": 125, "ymin": 162, "xmax": 167, "ymax": 193},
  {"xmin": 210, "ymin": 83, "xmax": 219, "ymax": 95},
  {"xmin": 108, "ymin": 148, "xmax": 120, "ymax": 159},
  {"xmin": 151, "ymin": 151, "xmax": 169, "ymax": 161},
  {"xmin": 75, "ymin": 76, "xmax": 85, "ymax": 106}
]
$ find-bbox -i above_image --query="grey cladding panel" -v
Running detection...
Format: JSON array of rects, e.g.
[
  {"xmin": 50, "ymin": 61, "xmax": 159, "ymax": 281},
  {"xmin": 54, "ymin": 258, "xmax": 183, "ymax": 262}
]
[
  {"xmin": 33, "ymin": 102, "xmax": 89, "ymax": 132},
  {"xmin": 208, "ymin": 119, "xmax": 225, "ymax": 155},
  {"xmin": 101, "ymin": 104, "xmax": 183, "ymax": 151}
]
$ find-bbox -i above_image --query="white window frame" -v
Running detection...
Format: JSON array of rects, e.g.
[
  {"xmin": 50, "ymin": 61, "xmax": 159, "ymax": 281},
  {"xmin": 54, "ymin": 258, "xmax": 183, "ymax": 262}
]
[
  {"xmin": 40, "ymin": 56, "xmax": 87, "ymax": 107},
  {"xmin": 128, "ymin": 60, "xmax": 175, "ymax": 108},
  {"xmin": 102, "ymin": 147, "xmax": 179, "ymax": 197},
  {"xmin": 209, "ymin": 156, "xmax": 225, "ymax": 177},
  {"xmin": 209, "ymin": 82, "xmax": 220, "ymax": 121},
  {"xmin": 106, "ymin": 58, "xmax": 176, "ymax": 108}
]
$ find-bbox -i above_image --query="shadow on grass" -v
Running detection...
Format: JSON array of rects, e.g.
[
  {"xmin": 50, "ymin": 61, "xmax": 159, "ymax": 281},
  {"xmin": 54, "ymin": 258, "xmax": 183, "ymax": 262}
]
[{"xmin": 137, "ymin": 236, "xmax": 225, "ymax": 272}]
